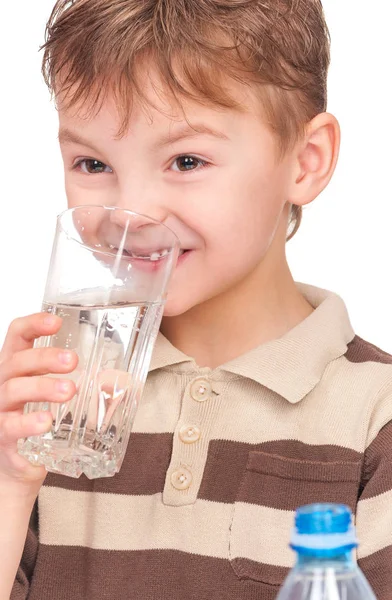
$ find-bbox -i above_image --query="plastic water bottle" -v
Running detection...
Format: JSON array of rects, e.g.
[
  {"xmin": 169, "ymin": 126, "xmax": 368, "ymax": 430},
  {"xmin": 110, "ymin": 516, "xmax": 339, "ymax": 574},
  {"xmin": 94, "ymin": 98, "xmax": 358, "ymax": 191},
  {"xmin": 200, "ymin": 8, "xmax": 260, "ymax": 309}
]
[{"xmin": 276, "ymin": 504, "xmax": 377, "ymax": 599}]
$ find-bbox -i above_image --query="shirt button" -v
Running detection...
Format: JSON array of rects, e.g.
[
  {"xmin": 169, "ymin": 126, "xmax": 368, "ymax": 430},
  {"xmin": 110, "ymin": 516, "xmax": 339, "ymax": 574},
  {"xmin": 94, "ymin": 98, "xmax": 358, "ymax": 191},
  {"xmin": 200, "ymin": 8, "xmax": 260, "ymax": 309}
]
[
  {"xmin": 171, "ymin": 467, "xmax": 193, "ymax": 490},
  {"xmin": 179, "ymin": 425, "xmax": 201, "ymax": 444},
  {"xmin": 190, "ymin": 378, "xmax": 212, "ymax": 402}
]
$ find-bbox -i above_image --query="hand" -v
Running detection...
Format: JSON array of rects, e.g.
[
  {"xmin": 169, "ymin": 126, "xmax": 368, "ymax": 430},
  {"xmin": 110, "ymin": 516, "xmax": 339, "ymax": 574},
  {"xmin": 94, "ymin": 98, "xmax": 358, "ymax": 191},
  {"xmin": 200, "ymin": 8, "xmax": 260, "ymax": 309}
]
[{"xmin": 0, "ymin": 313, "xmax": 78, "ymax": 495}]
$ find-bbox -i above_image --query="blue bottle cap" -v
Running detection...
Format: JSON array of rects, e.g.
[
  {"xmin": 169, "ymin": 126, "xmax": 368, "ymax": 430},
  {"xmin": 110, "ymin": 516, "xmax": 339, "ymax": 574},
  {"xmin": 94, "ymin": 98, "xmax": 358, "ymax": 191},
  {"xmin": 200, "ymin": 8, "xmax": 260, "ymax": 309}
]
[{"xmin": 290, "ymin": 504, "xmax": 358, "ymax": 557}]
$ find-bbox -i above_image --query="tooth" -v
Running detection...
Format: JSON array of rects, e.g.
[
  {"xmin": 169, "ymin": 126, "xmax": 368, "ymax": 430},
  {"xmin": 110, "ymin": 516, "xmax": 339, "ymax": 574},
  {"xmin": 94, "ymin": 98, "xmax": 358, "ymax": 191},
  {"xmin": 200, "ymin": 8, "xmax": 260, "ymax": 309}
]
[{"xmin": 151, "ymin": 252, "xmax": 160, "ymax": 261}]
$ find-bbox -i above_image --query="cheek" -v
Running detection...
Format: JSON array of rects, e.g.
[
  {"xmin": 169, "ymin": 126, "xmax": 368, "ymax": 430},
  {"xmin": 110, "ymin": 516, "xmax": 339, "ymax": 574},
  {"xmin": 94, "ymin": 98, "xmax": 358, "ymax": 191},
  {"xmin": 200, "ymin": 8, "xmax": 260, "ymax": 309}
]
[
  {"xmin": 201, "ymin": 166, "xmax": 288, "ymax": 255},
  {"xmin": 166, "ymin": 185, "xmax": 285, "ymax": 305},
  {"xmin": 65, "ymin": 178, "xmax": 114, "ymax": 209},
  {"xmin": 164, "ymin": 159, "xmax": 290, "ymax": 315},
  {"xmin": 66, "ymin": 179, "xmax": 86, "ymax": 207}
]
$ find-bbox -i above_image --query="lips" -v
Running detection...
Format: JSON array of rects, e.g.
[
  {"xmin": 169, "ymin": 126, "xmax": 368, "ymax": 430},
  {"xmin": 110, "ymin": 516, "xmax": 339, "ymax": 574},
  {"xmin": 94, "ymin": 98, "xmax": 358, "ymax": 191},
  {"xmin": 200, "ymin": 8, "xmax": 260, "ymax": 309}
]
[
  {"xmin": 121, "ymin": 247, "xmax": 190, "ymax": 261},
  {"xmin": 121, "ymin": 248, "xmax": 171, "ymax": 261},
  {"xmin": 176, "ymin": 249, "xmax": 192, "ymax": 264}
]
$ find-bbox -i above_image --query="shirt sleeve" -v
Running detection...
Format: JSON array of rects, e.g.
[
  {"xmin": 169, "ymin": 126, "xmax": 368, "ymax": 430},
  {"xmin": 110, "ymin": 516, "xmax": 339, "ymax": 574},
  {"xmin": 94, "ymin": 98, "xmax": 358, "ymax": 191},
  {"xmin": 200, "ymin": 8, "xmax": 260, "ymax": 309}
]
[
  {"xmin": 356, "ymin": 419, "xmax": 392, "ymax": 599},
  {"xmin": 10, "ymin": 501, "xmax": 39, "ymax": 600}
]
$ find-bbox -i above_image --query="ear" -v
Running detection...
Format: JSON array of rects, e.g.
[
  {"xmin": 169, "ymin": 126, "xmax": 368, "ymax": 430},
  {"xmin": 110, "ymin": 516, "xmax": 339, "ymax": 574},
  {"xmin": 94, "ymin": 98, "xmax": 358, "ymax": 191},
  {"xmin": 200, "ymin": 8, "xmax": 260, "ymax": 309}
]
[{"xmin": 288, "ymin": 113, "xmax": 340, "ymax": 207}]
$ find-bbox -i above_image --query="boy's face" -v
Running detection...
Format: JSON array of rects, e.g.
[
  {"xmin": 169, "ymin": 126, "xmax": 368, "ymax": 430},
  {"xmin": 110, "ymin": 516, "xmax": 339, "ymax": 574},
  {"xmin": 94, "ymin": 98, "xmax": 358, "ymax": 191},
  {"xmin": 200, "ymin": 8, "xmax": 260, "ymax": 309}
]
[{"xmin": 58, "ymin": 74, "xmax": 295, "ymax": 316}]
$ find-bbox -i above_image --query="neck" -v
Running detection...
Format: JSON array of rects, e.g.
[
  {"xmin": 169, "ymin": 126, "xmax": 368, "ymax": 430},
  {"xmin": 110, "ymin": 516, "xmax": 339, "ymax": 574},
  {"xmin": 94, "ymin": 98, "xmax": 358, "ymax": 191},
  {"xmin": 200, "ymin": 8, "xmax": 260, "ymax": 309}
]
[{"xmin": 161, "ymin": 252, "xmax": 314, "ymax": 369}]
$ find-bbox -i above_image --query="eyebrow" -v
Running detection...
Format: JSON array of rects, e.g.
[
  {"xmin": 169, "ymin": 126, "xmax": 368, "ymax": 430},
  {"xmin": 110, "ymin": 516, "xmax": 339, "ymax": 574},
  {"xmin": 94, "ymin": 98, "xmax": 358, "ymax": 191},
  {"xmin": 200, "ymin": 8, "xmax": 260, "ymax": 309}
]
[
  {"xmin": 156, "ymin": 123, "xmax": 230, "ymax": 148},
  {"xmin": 58, "ymin": 122, "xmax": 229, "ymax": 153},
  {"xmin": 58, "ymin": 128, "xmax": 102, "ymax": 154}
]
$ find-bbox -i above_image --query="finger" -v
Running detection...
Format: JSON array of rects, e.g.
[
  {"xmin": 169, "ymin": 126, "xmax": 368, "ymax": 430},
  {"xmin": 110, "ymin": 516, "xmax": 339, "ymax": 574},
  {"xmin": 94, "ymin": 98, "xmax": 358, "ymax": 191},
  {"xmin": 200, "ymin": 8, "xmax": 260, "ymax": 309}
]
[
  {"xmin": 0, "ymin": 347, "xmax": 78, "ymax": 386},
  {"xmin": 99, "ymin": 369, "xmax": 130, "ymax": 400},
  {"xmin": 0, "ymin": 313, "xmax": 63, "ymax": 360},
  {"xmin": 88, "ymin": 369, "xmax": 129, "ymax": 431},
  {"xmin": 0, "ymin": 448, "xmax": 48, "ymax": 484},
  {"xmin": 0, "ymin": 411, "xmax": 53, "ymax": 447},
  {"xmin": 0, "ymin": 376, "xmax": 76, "ymax": 412}
]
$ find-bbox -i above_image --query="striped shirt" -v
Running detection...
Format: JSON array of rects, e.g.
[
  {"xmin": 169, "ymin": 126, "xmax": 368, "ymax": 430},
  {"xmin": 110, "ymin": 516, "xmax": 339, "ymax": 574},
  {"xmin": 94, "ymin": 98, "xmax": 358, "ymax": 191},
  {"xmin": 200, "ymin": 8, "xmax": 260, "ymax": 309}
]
[{"xmin": 12, "ymin": 284, "xmax": 392, "ymax": 599}]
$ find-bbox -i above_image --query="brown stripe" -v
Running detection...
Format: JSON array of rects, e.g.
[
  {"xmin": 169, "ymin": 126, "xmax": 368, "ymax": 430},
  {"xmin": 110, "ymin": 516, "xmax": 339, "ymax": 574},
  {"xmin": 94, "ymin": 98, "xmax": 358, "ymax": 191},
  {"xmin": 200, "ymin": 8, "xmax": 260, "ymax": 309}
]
[
  {"xmin": 44, "ymin": 432, "xmax": 173, "ymax": 495},
  {"xmin": 358, "ymin": 545, "xmax": 392, "ymax": 599},
  {"xmin": 28, "ymin": 547, "xmax": 282, "ymax": 600},
  {"xmin": 231, "ymin": 557, "xmax": 289, "ymax": 586},
  {"xmin": 345, "ymin": 335, "xmax": 392, "ymax": 364},
  {"xmin": 199, "ymin": 439, "xmax": 362, "ymax": 506},
  {"xmin": 360, "ymin": 421, "xmax": 392, "ymax": 501},
  {"xmin": 45, "ymin": 433, "xmax": 361, "ymax": 510},
  {"xmin": 237, "ymin": 451, "xmax": 361, "ymax": 511},
  {"xmin": 247, "ymin": 451, "xmax": 361, "ymax": 482}
]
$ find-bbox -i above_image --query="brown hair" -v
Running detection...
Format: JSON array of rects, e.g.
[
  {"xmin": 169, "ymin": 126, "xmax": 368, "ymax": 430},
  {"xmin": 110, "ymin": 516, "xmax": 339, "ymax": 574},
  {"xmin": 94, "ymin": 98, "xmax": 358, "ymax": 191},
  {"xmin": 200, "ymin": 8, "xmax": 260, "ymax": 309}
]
[{"xmin": 42, "ymin": 0, "xmax": 331, "ymax": 240}]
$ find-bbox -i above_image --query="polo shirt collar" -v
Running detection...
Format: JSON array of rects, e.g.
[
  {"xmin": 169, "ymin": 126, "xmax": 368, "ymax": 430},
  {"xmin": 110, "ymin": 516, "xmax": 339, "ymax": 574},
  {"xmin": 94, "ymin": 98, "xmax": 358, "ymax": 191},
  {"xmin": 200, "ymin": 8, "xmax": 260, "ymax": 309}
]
[
  {"xmin": 149, "ymin": 283, "xmax": 355, "ymax": 404},
  {"xmin": 149, "ymin": 332, "xmax": 191, "ymax": 371}
]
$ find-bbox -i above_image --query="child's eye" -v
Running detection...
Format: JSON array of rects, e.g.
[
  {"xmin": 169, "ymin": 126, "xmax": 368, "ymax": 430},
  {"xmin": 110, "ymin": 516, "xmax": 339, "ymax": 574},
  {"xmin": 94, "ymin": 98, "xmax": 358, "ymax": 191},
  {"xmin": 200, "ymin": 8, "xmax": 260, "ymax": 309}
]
[
  {"xmin": 74, "ymin": 159, "xmax": 113, "ymax": 174},
  {"xmin": 170, "ymin": 155, "xmax": 208, "ymax": 173}
]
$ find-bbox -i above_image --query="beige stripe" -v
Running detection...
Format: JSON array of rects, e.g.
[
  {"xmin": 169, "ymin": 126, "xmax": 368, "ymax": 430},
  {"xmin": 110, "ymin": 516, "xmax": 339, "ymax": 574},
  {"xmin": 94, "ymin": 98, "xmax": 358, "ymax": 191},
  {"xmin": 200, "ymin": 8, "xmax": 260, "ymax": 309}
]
[
  {"xmin": 356, "ymin": 489, "xmax": 392, "ymax": 559},
  {"xmin": 232, "ymin": 358, "xmax": 392, "ymax": 450},
  {"xmin": 132, "ymin": 371, "xmax": 183, "ymax": 434},
  {"xmin": 39, "ymin": 487, "xmax": 296, "ymax": 568},
  {"xmin": 39, "ymin": 487, "xmax": 232, "ymax": 559},
  {"xmin": 41, "ymin": 488, "xmax": 391, "ymax": 564},
  {"xmin": 135, "ymin": 359, "xmax": 392, "ymax": 453},
  {"xmin": 229, "ymin": 502, "xmax": 295, "ymax": 568}
]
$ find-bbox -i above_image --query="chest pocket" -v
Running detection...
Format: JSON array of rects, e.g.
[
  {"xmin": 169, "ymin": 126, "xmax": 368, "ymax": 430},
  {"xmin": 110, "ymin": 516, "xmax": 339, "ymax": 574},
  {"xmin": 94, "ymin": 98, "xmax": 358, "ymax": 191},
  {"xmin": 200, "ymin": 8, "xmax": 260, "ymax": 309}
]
[{"xmin": 229, "ymin": 450, "xmax": 362, "ymax": 588}]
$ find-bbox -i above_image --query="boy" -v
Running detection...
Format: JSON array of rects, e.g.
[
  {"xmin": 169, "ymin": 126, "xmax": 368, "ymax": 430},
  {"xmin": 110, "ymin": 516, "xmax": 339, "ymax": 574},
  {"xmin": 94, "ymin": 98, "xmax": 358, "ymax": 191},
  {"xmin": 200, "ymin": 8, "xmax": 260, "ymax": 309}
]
[{"xmin": 0, "ymin": 0, "xmax": 391, "ymax": 598}]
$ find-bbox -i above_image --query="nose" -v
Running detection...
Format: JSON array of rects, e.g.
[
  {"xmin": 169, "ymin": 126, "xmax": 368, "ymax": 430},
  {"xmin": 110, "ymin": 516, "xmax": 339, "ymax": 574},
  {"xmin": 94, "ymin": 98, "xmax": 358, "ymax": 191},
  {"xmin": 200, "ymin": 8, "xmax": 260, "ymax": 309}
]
[
  {"xmin": 114, "ymin": 178, "xmax": 170, "ymax": 226},
  {"xmin": 109, "ymin": 209, "xmax": 164, "ymax": 232},
  {"xmin": 107, "ymin": 206, "xmax": 179, "ymax": 252}
]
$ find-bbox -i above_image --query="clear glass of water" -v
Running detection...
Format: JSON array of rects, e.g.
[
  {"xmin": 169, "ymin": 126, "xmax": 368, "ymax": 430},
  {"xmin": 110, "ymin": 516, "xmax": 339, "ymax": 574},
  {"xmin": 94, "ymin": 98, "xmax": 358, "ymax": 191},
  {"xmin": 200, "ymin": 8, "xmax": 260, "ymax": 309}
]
[{"xmin": 18, "ymin": 205, "xmax": 179, "ymax": 479}]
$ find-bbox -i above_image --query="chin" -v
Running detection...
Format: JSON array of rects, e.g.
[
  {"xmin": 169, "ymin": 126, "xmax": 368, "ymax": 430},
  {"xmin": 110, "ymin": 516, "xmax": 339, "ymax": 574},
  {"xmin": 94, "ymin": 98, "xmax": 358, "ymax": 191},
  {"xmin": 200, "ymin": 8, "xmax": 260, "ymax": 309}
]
[
  {"xmin": 162, "ymin": 287, "xmax": 207, "ymax": 317},
  {"xmin": 162, "ymin": 298, "xmax": 193, "ymax": 318},
  {"xmin": 162, "ymin": 284, "xmax": 226, "ymax": 318}
]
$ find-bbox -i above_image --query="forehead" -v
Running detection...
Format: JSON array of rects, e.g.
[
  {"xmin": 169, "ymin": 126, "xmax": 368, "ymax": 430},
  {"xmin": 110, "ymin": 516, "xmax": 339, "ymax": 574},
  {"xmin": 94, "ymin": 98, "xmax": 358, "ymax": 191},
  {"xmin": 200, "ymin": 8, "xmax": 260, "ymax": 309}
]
[{"xmin": 57, "ymin": 63, "xmax": 261, "ymax": 138}]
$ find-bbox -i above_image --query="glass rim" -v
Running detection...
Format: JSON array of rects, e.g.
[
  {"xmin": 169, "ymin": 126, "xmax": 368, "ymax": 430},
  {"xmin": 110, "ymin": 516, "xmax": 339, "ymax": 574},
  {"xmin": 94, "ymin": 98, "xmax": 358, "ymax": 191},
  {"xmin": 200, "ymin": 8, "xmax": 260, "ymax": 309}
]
[{"xmin": 56, "ymin": 205, "xmax": 181, "ymax": 257}]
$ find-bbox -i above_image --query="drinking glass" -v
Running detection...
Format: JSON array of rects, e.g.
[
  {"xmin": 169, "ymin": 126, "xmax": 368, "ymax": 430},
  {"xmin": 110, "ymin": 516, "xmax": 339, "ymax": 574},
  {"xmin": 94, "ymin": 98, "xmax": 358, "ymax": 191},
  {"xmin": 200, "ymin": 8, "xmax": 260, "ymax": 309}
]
[{"xmin": 18, "ymin": 205, "xmax": 179, "ymax": 479}]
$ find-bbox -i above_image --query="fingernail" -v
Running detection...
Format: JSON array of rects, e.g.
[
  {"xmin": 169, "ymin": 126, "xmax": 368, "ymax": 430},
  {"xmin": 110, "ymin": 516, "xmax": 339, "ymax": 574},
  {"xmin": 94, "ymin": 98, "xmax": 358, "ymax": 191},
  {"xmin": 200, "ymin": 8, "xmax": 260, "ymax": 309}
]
[
  {"xmin": 59, "ymin": 351, "xmax": 73, "ymax": 365},
  {"xmin": 56, "ymin": 380, "xmax": 71, "ymax": 394}
]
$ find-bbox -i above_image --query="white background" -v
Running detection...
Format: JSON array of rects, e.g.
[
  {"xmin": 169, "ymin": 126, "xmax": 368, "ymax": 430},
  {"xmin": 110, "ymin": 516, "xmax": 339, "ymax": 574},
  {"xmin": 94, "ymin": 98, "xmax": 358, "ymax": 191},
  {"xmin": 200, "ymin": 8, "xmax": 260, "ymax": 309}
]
[{"xmin": 0, "ymin": 1, "xmax": 391, "ymax": 349}]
